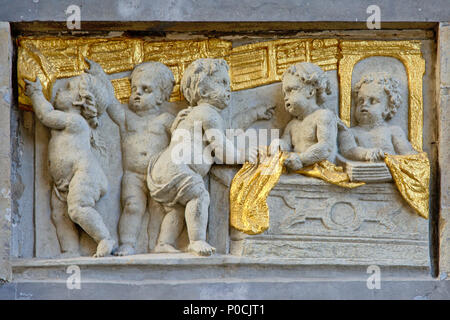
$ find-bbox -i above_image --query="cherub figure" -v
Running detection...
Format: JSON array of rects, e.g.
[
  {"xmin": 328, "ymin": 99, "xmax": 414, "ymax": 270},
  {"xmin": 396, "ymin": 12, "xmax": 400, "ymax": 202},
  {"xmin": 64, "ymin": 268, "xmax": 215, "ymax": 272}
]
[
  {"xmin": 147, "ymin": 58, "xmax": 255, "ymax": 256},
  {"xmin": 276, "ymin": 62, "xmax": 336, "ymax": 170},
  {"xmin": 338, "ymin": 73, "xmax": 416, "ymax": 161},
  {"xmin": 24, "ymin": 65, "xmax": 115, "ymax": 258},
  {"xmin": 88, "ymin": 60, "xmax": 188, "ymax": 256}
]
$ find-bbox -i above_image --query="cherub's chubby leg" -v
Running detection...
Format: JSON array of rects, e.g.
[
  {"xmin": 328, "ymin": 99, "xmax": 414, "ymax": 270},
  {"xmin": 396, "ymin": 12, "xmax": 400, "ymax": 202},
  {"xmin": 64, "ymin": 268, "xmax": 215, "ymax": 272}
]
[
  {"xmin": 51, "ymin": 188, "xmax": 80, "ymax": 257},
  {"xmin": 66, "ymin": 171, "xmax": 115, "ymax": 258},
  {"xmin": 154, "ymin": 204, "xmax": 185, "ymax": 253},
  {"xmin": 184, "ymin": 184, "xmax": 215, "ymax": 256},
  {"xmin": 115, "ymin": 171, "xmax": 147, "ymax": 256}
]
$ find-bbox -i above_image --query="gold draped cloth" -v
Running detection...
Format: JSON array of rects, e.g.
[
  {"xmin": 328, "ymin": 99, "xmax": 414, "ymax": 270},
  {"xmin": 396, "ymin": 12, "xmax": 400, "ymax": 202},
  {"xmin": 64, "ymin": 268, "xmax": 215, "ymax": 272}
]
[
  {"xmin": 384, "ymin": 152, "xmax": 430, "ymax": 219},
  {"xmin": 229, "ymin": 151, "xmax": 288, "ymax": 235},
  {"xmin": 230, "ymin": 151, "xmax": 430, "ymax": 235},
  {"xmin": 230, "ymin": 151, "xmax": 362, "ymax": 235},
  {"xmin": 295, "ymin": 160, "xmax": 365, "ymax": 189}
]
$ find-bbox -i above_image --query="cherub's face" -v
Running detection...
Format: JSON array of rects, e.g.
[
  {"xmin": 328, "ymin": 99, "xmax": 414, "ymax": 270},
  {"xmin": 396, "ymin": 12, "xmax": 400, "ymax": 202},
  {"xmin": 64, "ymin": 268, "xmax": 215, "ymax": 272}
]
[
  {"xmin": 54, "ymin": 76, "xmax": 82, "ymax": 111},
  {"xmin": 355, "ymin": 83, "xmax": 388, "ymax": 125},
  {"xmin": 199, "ymin": 67, "xmax": 231, "ymax": 110},
  {"xmin": 282, "ymin": 73, "xmax": 314, "ymax": 118},
  {"xmin": 129, "ymin": 73, "xmax": 162, "ymax": 113}
]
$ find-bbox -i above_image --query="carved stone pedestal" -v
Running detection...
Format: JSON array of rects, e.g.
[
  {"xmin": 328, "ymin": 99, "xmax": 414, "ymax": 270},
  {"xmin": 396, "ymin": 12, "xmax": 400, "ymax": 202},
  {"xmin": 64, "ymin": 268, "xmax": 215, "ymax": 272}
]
[
  {"xmin": 210, "ymin": 167, "xmax": 429, "ymax": 266},
  {"xmin": 5, "ymin": 254, "xmax": 437, "ymax": 299}
]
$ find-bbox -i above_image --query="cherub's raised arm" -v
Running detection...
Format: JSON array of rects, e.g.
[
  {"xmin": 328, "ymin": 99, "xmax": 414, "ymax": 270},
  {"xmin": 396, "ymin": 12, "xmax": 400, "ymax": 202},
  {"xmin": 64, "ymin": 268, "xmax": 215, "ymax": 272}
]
[
  {"xmin": 230, "ymin": 103, "xmax": 276, "ymax": 130},
  {"xmin": 299, "ymin": 110, "xmax": 337, "ymax": 166},
  {"xmin": 84, "ymin": 58, "xmax": 125, "ymax": 126},
  {"xmin": 25, "ymin": 79, "xmax": 68, "ymax": 130},
  {"xmin": 106, "ymin": 101, "xmax": 126, "ymax": 126}
]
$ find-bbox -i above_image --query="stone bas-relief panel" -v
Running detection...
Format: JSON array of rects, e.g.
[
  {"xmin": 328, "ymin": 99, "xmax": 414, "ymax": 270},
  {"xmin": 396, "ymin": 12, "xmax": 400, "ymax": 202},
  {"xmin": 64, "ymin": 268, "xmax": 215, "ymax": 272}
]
[
  {"xmin": 224, "ymin": 173, "xmax": 428, "ymax": 265},
  {"xmin": 16, "ymin": 36, "xmax": 433, "ymax": 268},
  {"xmin": 212, "ymin": 59, "xmax": 429, "ymax": 263}
]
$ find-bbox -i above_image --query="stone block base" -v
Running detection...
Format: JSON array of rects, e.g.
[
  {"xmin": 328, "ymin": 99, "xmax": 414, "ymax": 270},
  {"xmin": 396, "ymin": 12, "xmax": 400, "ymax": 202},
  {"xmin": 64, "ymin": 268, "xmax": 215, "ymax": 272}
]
[
  {"xmin": 2, "ymin": 254, "xmax": 444, "ymax": 300},
  {"xmin": 210, "ymin": 167, "xmax": 429, "ymax": 267}
]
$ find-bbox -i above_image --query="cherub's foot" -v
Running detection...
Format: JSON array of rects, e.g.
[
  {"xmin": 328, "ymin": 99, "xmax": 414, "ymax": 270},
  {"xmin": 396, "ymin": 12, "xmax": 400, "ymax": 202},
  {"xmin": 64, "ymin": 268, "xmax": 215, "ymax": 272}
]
[
  {"xmin": 153, "ymin": 243, "xmax": 181, "ymax": 254},
  {"xmin": 188, "ymin": 240, "xmax": 216, "ymax": 256},
  {"xmin": 113, "ymin": 243, "xmax": 135, "ymax": 256},
  {"xmin": 93, "ymin": 238, "xmax": 115, "ymax": 258}
]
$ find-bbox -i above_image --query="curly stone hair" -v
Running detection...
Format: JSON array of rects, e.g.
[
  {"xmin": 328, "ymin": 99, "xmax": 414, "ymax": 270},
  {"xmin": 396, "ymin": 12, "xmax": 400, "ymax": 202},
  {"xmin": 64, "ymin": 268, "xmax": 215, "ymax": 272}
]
[
  {"xmin": 181, "ymin": 58, "xmax": 229, "ymax": 106},
  {"xmin": 353, "ymin": 73, "xmax": 402, "ymax": 121},
  {"xmin": 282, "ymin": 62, "xmax": 332, "ymax": 106},
  {"xmin": 130, "ymin": 61, "xmax": 175, "ymax": 103},
  {"xmin": 72, "ymin": 73, "xmax": 100, "ymax": 129}
]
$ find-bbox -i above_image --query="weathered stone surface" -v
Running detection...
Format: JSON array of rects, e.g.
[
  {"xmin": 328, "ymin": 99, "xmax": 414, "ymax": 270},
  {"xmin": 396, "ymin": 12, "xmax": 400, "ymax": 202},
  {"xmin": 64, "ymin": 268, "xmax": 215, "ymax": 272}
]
[
  {"xmin": 0, "ymin": 0, "xmax": 449, "ymax": 23},
  {"xmin": 0, "ymin": 5, "xmax": 446, "ymax": 299},
  {"xmin": 211, "ymin": 168, "xmax": 429, "ymax": 266},
  {"xmin": 26, "ymin": 65, "xmax": 118, "ymax": 258},
  {"xmin": 0, "ymin": 21, "xmax": 12, "ymax": 281},
  {"xmin": 4, "ymin": 254, "xmax": 446, "ymax": 300},
  {"xmin": 24, "ymin": 42, "xmax": 435, "ymax": 265},
  {"xmin": 2, "ymin": 279, "xmax": 450, "ymax": 300},
  {"xmin": 10, "ymin": 110, "xmax": 34, "ymax": 259},
  {"xmin": 31, "ymin": 59, "xmax": 275, "ymax": 258},
  {"xmin": 351, "ymin": 57, "xmax": 408, "ymax": 130},
  {"xmin": 438, "ymin": 23, "xmax": 450, "ymax": 275}
]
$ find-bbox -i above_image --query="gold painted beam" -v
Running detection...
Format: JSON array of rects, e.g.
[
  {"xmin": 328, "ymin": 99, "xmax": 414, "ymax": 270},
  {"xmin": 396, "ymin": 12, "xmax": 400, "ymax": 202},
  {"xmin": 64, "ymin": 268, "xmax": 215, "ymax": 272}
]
[
  {"xmin": 229, "ymin": 39, "xmax": 338, "ymax": 90},
  {"xmin": 17, "ymin": 37, "xmax": 339, "ymax": 107},
  {"xmin": 17, "ymin": 37, "xmax": 232, "ymax": 106},
  {"xmin": 17, "ymin": 37, "xmax": 425, "ymax": 152}
]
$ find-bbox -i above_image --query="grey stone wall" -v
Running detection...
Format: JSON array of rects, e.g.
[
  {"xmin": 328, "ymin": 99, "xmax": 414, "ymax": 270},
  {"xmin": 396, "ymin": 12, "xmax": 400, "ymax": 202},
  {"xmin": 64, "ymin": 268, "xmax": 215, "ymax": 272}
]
[
  {"xmin": 0, "ymin": 22, "xmax": 12, "ymax": 282},
  {"xmin": 0, "ymin": 0, "xmax": 448, "ymax": 23},
  {"xmin": 438, "ymin": 22, "xmax": 450, "ymax": 275}
]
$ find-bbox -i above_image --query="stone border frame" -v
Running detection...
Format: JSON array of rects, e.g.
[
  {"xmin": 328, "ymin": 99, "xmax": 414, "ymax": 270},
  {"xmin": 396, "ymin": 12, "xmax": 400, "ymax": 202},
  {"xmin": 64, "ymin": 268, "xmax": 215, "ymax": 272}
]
[
  {"xmin": 0, "ymin": 22, "xmax": 12, "ymax": 282},
  {"xmin": 0, "ymin": 21, "xmax": 448, "ymax": 282},
  {"xmin": 437, "ymin": 23, "xmax": 450, "ymax": 276}
]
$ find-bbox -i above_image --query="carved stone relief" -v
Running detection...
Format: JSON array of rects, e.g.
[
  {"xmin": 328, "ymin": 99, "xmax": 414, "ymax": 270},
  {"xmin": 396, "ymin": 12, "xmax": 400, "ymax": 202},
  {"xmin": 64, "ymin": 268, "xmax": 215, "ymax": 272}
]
[{"xmin": 17, "ymin": 37, "xmax": 431, "ymax": 266}]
